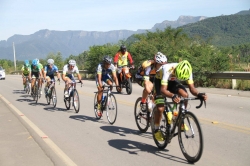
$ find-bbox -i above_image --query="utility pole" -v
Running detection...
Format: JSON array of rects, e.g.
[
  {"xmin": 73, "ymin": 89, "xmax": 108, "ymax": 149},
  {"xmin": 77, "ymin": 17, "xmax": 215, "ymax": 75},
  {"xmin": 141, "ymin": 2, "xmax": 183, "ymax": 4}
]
[{"xmin": 13, "ymin": 42, "xmax": 16, "ymax": 71}]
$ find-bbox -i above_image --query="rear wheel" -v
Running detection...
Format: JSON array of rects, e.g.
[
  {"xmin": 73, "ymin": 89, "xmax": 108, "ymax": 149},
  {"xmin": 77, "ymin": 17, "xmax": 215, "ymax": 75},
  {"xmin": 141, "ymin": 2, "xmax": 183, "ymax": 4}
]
[
  {"xmin": 178, "ymin": 112, "xmax": 203, "ymax": 163},
  {"xmin": 73, "ymin": 90, "xmax": 80, "ymax": 113},
  {"xmin": 34, "ymin": 84, "xmax": 39, "ymax": 103},
  {"xmin": 134, "ymin": 97, "xmax": 149, "ymax": 133},
  {"xmin": 151, "ymin": 107, "xmax": 168, "ymax": 149},
  {"xmin": 94, "ymin": 93, "xmax": 101, "ymax": 119},
  {"xmin": 64, "ymin": 90, "xmax": 71, "ymax": 110},
  {"xmin": 106, "ymin": 94, "xmax": 117, "ymax": 124},
  {"xmin": 125, "ymin": 78, "xmax": 132, "ymax": 94}
]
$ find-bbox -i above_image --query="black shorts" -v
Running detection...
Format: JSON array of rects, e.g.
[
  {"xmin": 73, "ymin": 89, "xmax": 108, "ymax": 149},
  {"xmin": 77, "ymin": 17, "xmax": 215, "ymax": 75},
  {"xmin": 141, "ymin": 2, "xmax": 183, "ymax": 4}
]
[
  {"xmin": 154, "ymin": 79, "xmax": 187, "ymax": 96},
  {"xmin": 135, "ymin": 74, "xmax": 154, "ymax": 87},
  {"xmin": 31, "ymin": 72, "xmax": 39, "ymax": 78}
]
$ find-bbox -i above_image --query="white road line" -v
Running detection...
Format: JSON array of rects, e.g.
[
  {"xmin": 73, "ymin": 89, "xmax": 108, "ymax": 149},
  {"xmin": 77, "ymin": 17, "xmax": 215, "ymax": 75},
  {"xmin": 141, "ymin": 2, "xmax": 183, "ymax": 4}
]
[{"xmin": 0, "ymin": 94, "xmax": 77, "ymax": 166}]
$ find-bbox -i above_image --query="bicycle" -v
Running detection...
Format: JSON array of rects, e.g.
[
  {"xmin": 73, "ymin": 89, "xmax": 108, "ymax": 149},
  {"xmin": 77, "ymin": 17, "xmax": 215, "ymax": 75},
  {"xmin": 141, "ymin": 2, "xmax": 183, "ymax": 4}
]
[
  {"xmin": 45, "ymin": 80, "xmax": 60, "ymax": 108},
  {"xmin": 94, "ymin": 85, "xmax": 118, "ymax": 124},
  {"xmin": 151, "ymin": 97, "xmax": 206, "ymax": 163},
  {"xmin": 134, "ymin": 92, "xmax": 155, "ymax": 132},
  {"xmin": 64, "ymin": 80, "xmax": 82, "ymax": 113},
  {"xmin": 31, "ymin": 77, "xmax": 42, "ymax": 103},
  {"xmin": 23, "ymin": 76, "xmax": 30, "ymax": 94}
]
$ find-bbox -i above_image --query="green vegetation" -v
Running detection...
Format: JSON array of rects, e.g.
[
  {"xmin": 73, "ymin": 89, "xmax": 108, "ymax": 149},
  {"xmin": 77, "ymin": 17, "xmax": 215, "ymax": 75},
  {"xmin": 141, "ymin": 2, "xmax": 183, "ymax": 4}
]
[
  {"xmin": 1, "ymin": 26, "xmax": 250, "ymax": 90},
  {"xmin": 179, "ymin": 14, "xmax": 250, "ymax": 46}
]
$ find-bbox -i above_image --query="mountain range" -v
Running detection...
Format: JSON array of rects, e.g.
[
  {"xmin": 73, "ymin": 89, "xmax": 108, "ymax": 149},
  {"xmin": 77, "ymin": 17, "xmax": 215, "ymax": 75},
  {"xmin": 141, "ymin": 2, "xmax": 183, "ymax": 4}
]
[{"xmin": 0, "ymin": 9, "xmax": 249, "ymax": 60}]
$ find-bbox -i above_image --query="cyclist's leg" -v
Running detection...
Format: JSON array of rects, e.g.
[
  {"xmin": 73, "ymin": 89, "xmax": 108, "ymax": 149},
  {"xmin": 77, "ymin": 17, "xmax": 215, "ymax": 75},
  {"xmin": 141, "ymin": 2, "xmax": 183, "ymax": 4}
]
[
  {"xmin": 96, "ymin": 76, "xmax": 105, "ymax": 116},
  {"xmin": 64, "ymin": 76, "xmax": 72, "ymax": 97},
  {"xmin": 22, "ymin": 74, "xmax": 26, "ymax": 88}
]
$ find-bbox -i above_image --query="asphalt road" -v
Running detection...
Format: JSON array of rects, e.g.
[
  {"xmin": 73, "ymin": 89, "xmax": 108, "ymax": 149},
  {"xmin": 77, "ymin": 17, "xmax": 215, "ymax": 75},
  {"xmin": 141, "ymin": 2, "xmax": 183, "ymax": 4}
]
[{"xmin": 0, "ymin": 75, "xmax": 249, "ymax": 166}]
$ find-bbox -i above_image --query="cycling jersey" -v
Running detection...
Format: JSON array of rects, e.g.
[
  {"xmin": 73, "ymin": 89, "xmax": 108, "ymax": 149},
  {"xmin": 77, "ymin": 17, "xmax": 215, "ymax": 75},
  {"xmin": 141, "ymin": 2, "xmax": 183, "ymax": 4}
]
[
  {"xmin": 38, "ymin": 63, "xmax": 43, "ymax": 70},
  {"xmin": 31, "ymin": 64, "xmax": 41, "ymax": 73},
  {"xmin": 96, "ymin": 63, "xmax": 116, "ymax": 85},
  {"xmin": 44, "ymin": 65, "xmax": 58, "ymax": 79},
  {"xmin": 135, "ymin": 60, "xmax": 155, "ymax": 87},
  {"xmin": 63, "ymin": 64, "xmax": 79, "ymax": 80},
  {"xmin": 114, "ymin": 51, "xmax": 133, "ymax": 67},
  {"xmin": 155, "ymin": 63, "xmax": 194, "ymax": 85},
  {"xmin": 21, "ymin": 65, "xmax": 31, "ymax": 76}
]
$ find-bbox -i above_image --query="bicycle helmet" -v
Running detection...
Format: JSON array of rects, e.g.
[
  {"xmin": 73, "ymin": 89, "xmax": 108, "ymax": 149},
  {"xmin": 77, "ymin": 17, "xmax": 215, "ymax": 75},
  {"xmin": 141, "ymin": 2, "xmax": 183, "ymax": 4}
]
[
  {"xmin": 35, "ymin": 58, "xmax": 40, "ymax": 64},
  {"xmin": 47, "ymin": 59, "xmax": 54, "ymax": 65},
  {"xmin": 175, "ymin": 60, "xmax": 192, "ymax": 80},
  {"xmin": 24, "ymin": 60, "xmax": 29, "ymax": 67},
  {"xmin": 120, "ymin": 45, "xmax": 127, "ymax": 52},
  {"xmin": 32, "ymin": 59, "xmax": 38, "ymax": 66},
  {"xmin": 68, "ymin": 59, "xmax": 76, "ymax": 66},
  {"xmin": 103, "ymin": 55, "xmax": 112, "ymax": 64},
  {"xmin": 154, "ymin": 52, "xmax": 167, "ymax": 64}
]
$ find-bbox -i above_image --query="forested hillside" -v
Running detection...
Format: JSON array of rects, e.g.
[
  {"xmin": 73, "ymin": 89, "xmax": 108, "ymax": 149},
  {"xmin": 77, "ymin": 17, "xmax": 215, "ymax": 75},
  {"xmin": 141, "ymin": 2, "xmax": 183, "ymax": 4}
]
[{"xmin": 179, "ymin": 14, "xmax": 250, "ymax": 46}]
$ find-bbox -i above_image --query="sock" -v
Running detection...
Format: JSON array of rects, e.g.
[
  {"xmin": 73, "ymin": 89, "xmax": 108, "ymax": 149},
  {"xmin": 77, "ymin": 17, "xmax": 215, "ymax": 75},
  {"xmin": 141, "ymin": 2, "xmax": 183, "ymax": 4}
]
[{"xmin": 141, "ymin": 98, "xmax": 146, "ymax": 103}]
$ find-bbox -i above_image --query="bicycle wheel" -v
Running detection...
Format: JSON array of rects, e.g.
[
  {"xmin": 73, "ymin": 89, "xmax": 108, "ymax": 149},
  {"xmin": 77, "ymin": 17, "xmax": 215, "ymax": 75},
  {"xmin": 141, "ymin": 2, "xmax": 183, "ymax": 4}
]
[
  {"xmin": 34, "ymin": 84, "xmax": 39, "ymax": 103},
  {"xmin": 93, "ymin": 93, "xmax": 102, "ymax": 119},
  {"xmin": 51, "ymin": 87, "xmax": 57, "ymax": 108},
  {"xmin": 72, "ymin": 89, "xmax": 80, "ymax": 113},
  {"xmin": 178, "ymin": 111, "xmax": 203, "ymax": 163},
  {"xmin": 151, "ymin": 107, "xmax": 168, "ymax": 149},
  {"xmin": 134, "ymin": 97, "xmax": 149, "ymax": 133},
  {"xmin": 106, "ymin": 93, "xmax": 117, "ymax": 124},
  {"xmin": 125, "ymin": 78, "xmax": 132, "ymax": 95},
  {"xmin": 64, "ymin": 90, "xmax": 71, "ymax": 110},
  {"xmin": 46, "ymin": 92, "xmax": 51, "ymax": 105}
]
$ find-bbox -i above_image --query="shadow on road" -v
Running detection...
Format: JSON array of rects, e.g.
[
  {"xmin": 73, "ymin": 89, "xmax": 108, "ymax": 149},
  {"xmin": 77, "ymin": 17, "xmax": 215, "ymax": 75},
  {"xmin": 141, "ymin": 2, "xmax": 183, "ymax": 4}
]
[
  {"xmin": 13, "ymin": 90, "xmax": 26, "ymax": 94},
  {"xmin": 100, "ymin": 125, "xmax": 152, "ymax": 138},
  {"xmin": 108, "ymin": 139, "xmax": 189, "ymax": 164},
  {"xmin": 69, "ymin": 114, "xmax": 109, "ymax": 125}
]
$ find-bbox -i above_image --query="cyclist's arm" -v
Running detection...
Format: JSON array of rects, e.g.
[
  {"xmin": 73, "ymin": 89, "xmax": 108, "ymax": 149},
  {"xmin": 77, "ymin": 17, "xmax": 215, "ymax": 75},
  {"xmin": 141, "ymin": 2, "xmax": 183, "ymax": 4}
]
[
  {"xmin": 74, "ymin": 66, "xmax": 82, "ymax": 82},
  {"xmin": 43, "ymin": 66, "xmax": 47, "ymax": 78},
  {"xmin": 62, "ymin": 65, "xmax": 68, "ymax": 81},
  {"xmin": 113, "ymin": 53, "xmax": 119, "ymax": 67},
  {"xmin": 127, "ymin": 52, "xmax": 134, "ymax": 65}
]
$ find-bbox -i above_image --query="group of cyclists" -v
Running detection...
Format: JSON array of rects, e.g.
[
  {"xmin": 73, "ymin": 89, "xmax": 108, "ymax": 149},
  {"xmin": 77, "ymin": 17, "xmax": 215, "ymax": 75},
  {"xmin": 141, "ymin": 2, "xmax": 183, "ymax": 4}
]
[{"xmin": 21, "ymin": 45, "xmax": 207, "ymax": 141}]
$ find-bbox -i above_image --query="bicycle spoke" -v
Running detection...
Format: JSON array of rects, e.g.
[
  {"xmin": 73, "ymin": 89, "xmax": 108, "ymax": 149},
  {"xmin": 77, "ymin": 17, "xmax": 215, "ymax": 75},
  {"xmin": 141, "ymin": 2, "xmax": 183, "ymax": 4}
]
[{"xmin": 106, "ymin": 94, "xmax": 117, "ymax": 124}]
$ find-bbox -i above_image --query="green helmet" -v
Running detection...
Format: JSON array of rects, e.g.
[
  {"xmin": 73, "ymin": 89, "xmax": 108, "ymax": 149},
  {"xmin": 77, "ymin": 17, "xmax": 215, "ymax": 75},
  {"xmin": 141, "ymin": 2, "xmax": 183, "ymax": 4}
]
[{"xmin": 175, "ymin": 60, "xmax": 192, "ymax": 80}]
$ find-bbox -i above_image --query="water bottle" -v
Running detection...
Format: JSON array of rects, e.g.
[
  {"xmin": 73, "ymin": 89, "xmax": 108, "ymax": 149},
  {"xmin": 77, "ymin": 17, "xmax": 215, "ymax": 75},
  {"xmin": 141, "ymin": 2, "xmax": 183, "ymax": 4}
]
[
  {"xmin": 148, "ymin": 100, "xmax": 153, "ymax": 112},
  {"xmin": 167, "ymin": 111, "xmax": 173, "ymax": 124}
]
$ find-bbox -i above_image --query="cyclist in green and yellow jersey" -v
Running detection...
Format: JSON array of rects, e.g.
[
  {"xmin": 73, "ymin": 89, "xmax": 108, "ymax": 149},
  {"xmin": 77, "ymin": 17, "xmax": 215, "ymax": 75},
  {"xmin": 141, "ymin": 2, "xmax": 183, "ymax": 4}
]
[{"xmin": 21, "ymin": 60, "xmax": 31, "ymax": 90}]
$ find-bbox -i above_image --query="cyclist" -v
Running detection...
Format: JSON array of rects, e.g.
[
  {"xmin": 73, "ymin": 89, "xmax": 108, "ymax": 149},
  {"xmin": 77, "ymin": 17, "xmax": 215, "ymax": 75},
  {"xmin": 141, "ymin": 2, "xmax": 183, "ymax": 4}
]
[
  {"xmin": 134, "ymin": 53, "xmax": 162, "ymax": 112},
  {"xmin": 153, "ymin": 60, "xmax": 208, "ymax": 141},
  {"xmin": 37, "ymin": 59, "xmax": 44, "ymax": 94},
  {"xmin": 43, "ymin": 59, "xmax": 61, "ymax": 95},
  {"xmin": 62, "ymin": 59, "xmax": 82, "ymax": 97},
  {"xmin": 21, "ymin": 60, "xmax": 31, "ymax": 90},
  {"xmin": 95, "ymin": 55, "xmax": 120, "ymax": 117},
  {"xmin": 30, "ymin": 59, "xmax": 43, "ymax": 95},
  {"xmin": 114, "ymin": 45, "xmax": 135, "ymax": 84}
]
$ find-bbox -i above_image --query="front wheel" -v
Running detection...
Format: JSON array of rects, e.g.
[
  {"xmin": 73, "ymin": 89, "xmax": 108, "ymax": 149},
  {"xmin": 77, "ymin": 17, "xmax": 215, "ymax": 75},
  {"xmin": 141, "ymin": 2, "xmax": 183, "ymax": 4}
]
[
  {"xmin": 73, "ymin": 90, "xmax": 80, "ymax": 113},
  {"xmin": 151, "ymin": 107, "xmax": 168, "ymax": 149},
  {"xmin": 106, "ymin": 94, "xmax": 117, "ymax": 124},
  {"xmin": 178, "ymin": 111, "xmax": 203, "ymax": 163},
  {"xmin": 51, "ymin": 87, "xmax": 57, "ymax": 108},
  {"xmin": 64, "ymin": 90, "xmax": 71, "ymax": 110},
  {"xmin": 134, "ymin": 97, "xmax": 149, "ymax": 133},
  {"xmin": 125, "ymin": 78, "xmax": 132, "ymax": 95}
]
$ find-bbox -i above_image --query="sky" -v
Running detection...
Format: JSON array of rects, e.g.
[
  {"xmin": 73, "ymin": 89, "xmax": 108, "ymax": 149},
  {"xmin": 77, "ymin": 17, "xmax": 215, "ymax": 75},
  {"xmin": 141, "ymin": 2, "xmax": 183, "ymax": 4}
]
[{"xmin": 0, "ymin": 0, "xmax": 249, "ymax": 41}]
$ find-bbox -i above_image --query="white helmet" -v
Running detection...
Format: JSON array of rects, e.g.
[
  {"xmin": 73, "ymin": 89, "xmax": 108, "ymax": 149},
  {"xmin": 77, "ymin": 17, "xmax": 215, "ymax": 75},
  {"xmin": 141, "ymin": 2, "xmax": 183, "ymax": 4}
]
[
  {"xmin": 154, "ymin": 52, "xmax": 167, "ymax": 64},
  {"xmin": 68, "ymin": 59, "xmax": 76, "ymax": 66},
  {"xmin": 47, "ymin": 59, "xmax": 54, "ymax": 65}
]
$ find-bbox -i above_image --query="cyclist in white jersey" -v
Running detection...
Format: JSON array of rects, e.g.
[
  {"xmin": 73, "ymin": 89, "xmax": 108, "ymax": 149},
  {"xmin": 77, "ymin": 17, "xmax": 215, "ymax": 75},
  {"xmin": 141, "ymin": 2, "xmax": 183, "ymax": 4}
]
[{"xmin": 62, "ymin": 59, "xmax": 82, "ymax": 97}]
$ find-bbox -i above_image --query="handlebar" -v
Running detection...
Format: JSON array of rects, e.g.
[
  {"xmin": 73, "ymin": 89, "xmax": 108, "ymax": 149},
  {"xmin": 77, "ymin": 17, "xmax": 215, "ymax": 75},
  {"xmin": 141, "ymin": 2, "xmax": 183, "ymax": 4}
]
[{"xmin": 181, "ymin": 97, "xmax": 206, "ymax": 109}]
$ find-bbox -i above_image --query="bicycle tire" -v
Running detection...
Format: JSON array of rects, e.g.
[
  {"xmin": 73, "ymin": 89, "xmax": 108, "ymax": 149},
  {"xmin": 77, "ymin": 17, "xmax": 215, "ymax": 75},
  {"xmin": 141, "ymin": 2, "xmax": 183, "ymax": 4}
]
[
  {"xmin": 106, "ymin": 93, "xmax": 117, "ymax": 124},
  {"xmin": 64, "ymin": 90, "xmax": 71, "ymax": 110},
  {"xmin": 93, "ymin": 93, "xmax": 102, "ymax": 119},
  {"xmin": 73, "ymin": 89, "xmax": 80, "ymax": 113},
  {"xmin": 151, "ymin": 107, "xmax": 169, "ymax": 149},
  {"xmin": 134, "ymin": 97, "xmax": 149, "ymax": 133},
  {"xmin": 34, "ymin": 84, "xmax": 39, "ymax": 103},
  {"xmin": 51, "ymin": 87, "xmax": 57, "ymax": 108},
  {"xmin": 178, "ymin": 111, "xmax": 203, "ymax": 163},
  {"xmin": 125, "ymin": 78, "xmax": 132, "ymax": 95}
]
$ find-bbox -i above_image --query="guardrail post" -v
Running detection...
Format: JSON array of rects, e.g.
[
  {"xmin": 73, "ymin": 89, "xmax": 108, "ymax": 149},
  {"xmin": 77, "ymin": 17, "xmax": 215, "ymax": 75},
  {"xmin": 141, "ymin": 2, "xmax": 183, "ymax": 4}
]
[{"xmin": 232, "ymin": 79, "xmax": 236, "ymax": 89}]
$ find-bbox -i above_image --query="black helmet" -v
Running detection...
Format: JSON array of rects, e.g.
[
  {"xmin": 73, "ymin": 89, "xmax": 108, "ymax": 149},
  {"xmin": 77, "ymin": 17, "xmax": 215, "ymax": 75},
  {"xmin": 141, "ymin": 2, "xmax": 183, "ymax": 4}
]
[
  {"xmin": 103, "ymin": 55, "xmax": 112, "ymax": 64},
  {"xmin": 120, "ymin": 45, "xmax": 127, "ymax": 52}
]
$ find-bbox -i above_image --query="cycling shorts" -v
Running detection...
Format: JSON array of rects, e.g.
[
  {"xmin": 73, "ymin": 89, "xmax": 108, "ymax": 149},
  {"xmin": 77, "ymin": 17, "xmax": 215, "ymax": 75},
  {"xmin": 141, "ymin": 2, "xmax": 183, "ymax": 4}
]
[
  {"xmin": 95, "ymin": 74, "xmax": 113, "ymax": 87},
  {"xmin": 31, "ymin": 72, "xmax": 39, "ymax": 79}
]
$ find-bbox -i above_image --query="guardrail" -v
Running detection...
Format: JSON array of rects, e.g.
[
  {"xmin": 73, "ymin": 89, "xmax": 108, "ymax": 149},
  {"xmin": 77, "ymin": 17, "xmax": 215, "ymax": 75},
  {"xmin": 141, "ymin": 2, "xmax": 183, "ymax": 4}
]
[{"xmin": 10, "ymin": 70, "xmax": 250, "ymax": 89}]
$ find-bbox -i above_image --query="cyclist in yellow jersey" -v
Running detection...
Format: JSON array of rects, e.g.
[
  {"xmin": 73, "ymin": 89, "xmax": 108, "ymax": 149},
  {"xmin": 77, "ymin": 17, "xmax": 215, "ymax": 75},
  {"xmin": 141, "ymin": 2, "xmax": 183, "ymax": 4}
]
[
  {"xmin": 153, "ymin": 60, "xmax": 208, "ymax": 141},
  {"xmin": 21, "ymin": 60, "xmax": 31, "ymax": 90},
  {"xmin": 134, "ymin": 55, "xmax": 158, "ymax": 112},
  {"xmin": 37, "ymin": 59, "xmax": 44, "ymax": 95}
]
